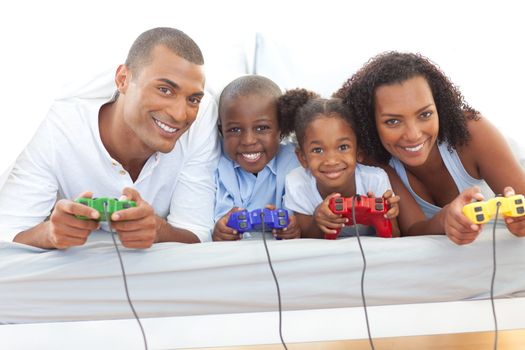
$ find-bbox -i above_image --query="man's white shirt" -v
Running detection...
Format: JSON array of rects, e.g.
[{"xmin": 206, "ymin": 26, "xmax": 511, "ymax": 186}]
[{"xmin": 0, "ymin": 92, "xmax": 219, "ymax": 242}]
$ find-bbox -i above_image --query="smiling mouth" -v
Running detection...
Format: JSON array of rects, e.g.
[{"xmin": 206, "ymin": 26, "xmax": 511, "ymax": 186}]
[
  {"xmin": 240, "ymin": 152, "xmax": 262, "ymax": 162},
  {"xmin": 322, "ymin": 169, "xmax": 345, "ymax": 179},
  {"xmin": 154, "ymin": 118, "xmax": 178, "ymax": 134},
  {"xmin": 402, "ymin": 142, "xmax": 425, "ymax": 153}
]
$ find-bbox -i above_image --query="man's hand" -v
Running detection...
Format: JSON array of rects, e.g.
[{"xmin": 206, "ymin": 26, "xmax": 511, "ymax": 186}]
[
  {"xmin": 503, "ymin": 186, "xmax": 525, "ymax": 237},
  {"xmin": 444, "ymin": 186, "xmax": 485, "ymax": 245},
  {"xmin": 110, "ymin": 187, "xmax": 157, "ymax": 249},
  {"xmin": 47, "ymin": 191, "xmax": 100, "ymax": 249},
  {"xmin": 213, "ymin": 207, "xmax": 242, "ymax": 241}
]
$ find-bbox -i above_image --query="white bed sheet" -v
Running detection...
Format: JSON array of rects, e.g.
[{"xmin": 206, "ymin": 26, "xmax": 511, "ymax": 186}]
[{"xmin": 1, "ymin": 224, "xmax": 524, "ymax": 324}]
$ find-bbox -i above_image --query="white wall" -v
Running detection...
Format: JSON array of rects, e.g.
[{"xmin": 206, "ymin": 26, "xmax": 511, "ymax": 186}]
[{"xmin": 1, "ymin": 0, "xmax": 524, "ymax": 177}]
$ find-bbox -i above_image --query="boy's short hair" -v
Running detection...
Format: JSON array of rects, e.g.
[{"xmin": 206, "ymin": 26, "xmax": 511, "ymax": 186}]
[{"xmin": 125, "ymin": 27, "xmax": 204, "ymax": 75}]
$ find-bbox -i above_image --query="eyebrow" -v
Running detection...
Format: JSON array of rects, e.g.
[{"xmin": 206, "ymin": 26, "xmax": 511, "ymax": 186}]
[
  {"xmin": 379, "ymin": 103, "xmax": 434, "ymax": 117},
  {"xmin": 158, "ymin": 78, "xmax": 205, "ymax": 98},
  {"xmin": 308, "ymin": 137, "xmax": 353, "ymax": 145}
]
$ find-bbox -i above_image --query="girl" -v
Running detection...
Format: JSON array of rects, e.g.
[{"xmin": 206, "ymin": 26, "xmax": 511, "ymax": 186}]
[
  {"xmin": 280, "ymin": 89, "xmax": 410, "ymax": 238},
  {"xmin": 336, "ymin": 51, "xmax": 525, "ymax": 244},
  {"xmin": 213, "ymin": 75, "xmax": 301, "ymax": 240}
]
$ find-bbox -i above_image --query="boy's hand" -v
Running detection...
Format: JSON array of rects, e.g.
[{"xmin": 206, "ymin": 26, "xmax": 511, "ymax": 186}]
[
  {"xmin": 314, "ymin": 193, "xmax": 347, "ymax": 236},
  {"xmin": 213, "ymin": 207, "xmax": 242, "ymax": 241},
  {"xmin": 502, "ymin": 186, "xmax": 525, "ymax": 237},
  {"xmin": 109, "ymin": 187, "xmax": 157, "ymax": 249},
  {"xmin": 445, "ymin": 186, "xmax": 485, "ymax": 245},
  {"xmin": 48, "ymin": 191, "xmax": 100, "ymax": 249},
  {"xmin": 273, "ymin": 214, "xmax": 301, "ymax": 239}
]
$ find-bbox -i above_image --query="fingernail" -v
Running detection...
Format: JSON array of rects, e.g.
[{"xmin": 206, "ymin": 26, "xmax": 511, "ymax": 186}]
[
  {"xmin": 112, "ymin": 214, "xmax": 119, "ymax": 220},
  {"xmin": 506, "ymin": 218, "xmax": 514, "ymax": 224},
  {"xmin": 91, "ymin": 211, "xmax": 99, "ymax": 219}
]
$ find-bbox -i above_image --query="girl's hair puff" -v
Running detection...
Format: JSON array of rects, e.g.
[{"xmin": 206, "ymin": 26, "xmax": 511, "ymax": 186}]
[{"xmin": 278, "ymin": 88, "xmax": 357, "ymax": 148}]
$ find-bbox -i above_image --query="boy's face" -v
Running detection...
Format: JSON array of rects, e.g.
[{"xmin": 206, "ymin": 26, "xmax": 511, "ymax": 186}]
[
  {"xmin": 296, "ymin": 116, "xmax": 361, "ymax": 198},
  {"xmin": 374, "ymin": 75, "xmax": 439, "ymax": 168},
  {"xmin": 116, "ymin": 45, "xmax": 205, "ymax": 155},
  {"xmin": 220, "ymin": 94, "xmax": 281, "ymax": 174}
]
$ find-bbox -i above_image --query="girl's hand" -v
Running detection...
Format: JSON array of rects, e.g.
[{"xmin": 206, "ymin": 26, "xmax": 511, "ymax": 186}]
[
  {"xmin": 503, "ymin": 186, "xmax": 525, "ymax": 237},
  {"xmin": 445, "ymin": 186, "xmax": 485, "ymax": 245},
  {"xmin": 378, "ymin": 190, "xmax": 400, "ymax": 219},
  {"xmin": 313, "ymin": 193, "xmax": 347, "ymax": 236},
  {"xmin": 213, "ymin": 207, "xmax": 242, "ymax": 241}
]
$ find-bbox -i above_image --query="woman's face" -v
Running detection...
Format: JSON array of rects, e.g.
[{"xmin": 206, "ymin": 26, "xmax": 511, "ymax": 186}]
[{"xmin": 374, "ymin": 75, "xmax": 439, "ymax": 168}]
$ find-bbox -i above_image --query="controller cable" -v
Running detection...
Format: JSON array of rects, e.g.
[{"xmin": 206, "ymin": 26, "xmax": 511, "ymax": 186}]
[
  {"xmin": 260, "ymin": 211, "xmax": 289, "ymax": 350},
  {"xmin": 104, "ymin": 202, "xmax": 148, "ymax": 350},
  {"xmin": 352, "ymin": 195, "xmax": 376, "ymax": 350},
  {"xmin": 491, "ymin": 202, "xmax": 501, "ymax": 350}
]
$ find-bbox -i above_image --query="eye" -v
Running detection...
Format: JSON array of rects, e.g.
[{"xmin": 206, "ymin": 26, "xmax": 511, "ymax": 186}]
[
  {"xmin": 420, "ymin": 111, "xmax": 433, "ymax": 119},
  {"xmin": 339, "ymin": 144, "xmax": 351, "ymax": 151},
  {"xmin": 310, "ymin": 147, "xmax": 323, "ymax": 154},
  {"xmin": 188, "ymin": 96, "xmax": 202, "ymax": 106},
  {"xmin": 158, "ymin": 86, "xmax": 172, "ymax": 96},
  {"xmin": 255, "ymin": 125, "xmax": 270, "ymax": 132},
  {"xmin": 226, "ymin": 127, "xmax": 241, "ymax": 134},
  {"xmin": 385, "ymin": 119, "xmax": 400, "ymax": 126}
]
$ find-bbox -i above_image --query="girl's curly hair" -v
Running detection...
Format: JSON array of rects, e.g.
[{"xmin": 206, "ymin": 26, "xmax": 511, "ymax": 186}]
[
  {"xmin": 278, "ymin": 88, "xmax": 357, "ymax": 148},
  {"xmin": 334, "ymin": 51, "xmax": 479, "ymax": 163}
]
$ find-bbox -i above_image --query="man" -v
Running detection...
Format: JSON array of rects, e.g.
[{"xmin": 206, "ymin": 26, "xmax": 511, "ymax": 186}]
[{"xmin": 0, "ymin": 27, "xmax": 219, "ymax": 249}]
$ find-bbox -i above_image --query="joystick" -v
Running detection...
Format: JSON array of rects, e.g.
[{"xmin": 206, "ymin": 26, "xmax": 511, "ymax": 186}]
[
  {"xmin": 327, "ymin": 195, "xmax": 392, "ymax": 239},
  {"xmin": 462, "ymin": 194, "xmax": 525, "ymax": 224},
  {"xmin": 75, "ymin": 197, "xmax": 136, "ymax": 221},
  {"xmin": 226, "ymin": 208, "xmax": 289, "ymax": 233}
]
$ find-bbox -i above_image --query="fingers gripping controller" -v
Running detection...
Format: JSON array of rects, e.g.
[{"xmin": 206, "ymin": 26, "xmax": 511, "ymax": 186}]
[
  {"xmin": 226, "ymin": 208, "xmax": 289, "ymax": 234},
  {"xmin": 75, "ymin": 197, "xmax": 137, "ymax": 221},
  {"xmin": 462, "ymin": 194, "xmax": 525, "ymax": 224},
  {"xmin": 327, "ymin": 195, "xmax": 393, "ymax": 240}
]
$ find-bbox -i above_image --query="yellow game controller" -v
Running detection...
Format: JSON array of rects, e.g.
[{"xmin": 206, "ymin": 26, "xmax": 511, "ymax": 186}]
[{"xmin": 462, "ymin": 195, "xmax": 525, "ymax": 224}]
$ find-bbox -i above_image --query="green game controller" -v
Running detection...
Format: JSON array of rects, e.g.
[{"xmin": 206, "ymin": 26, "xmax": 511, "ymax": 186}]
[{"xmin": 75, "ymin": 197, "xmax": 137, "ymax": 221}]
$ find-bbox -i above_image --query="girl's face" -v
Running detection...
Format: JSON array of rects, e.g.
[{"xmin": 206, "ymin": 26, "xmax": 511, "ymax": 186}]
[
  {"xmin": 374, "ymin": 75, "xmax": 439, "ymax": 168},
  {"xmin": 220, "ymin": 94, "xmax": 281, "ymax": 174},
  {"xmin": 296, "ymin": 115, "xmax": 361, "ymax": 198}
]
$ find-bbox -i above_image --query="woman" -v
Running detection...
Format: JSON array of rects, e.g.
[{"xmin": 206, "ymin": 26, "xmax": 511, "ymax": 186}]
[{"xmin": 336, "ymin": 51, "xmax": 525, "ymax": 244}]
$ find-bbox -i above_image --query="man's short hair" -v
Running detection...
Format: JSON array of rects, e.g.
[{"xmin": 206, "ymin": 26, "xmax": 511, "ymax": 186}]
[{"xmin": 125, "ymin": 27, "xmax": 204, "ymax": 74}]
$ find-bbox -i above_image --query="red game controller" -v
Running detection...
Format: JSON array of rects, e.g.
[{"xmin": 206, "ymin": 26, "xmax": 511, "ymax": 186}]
[{"xmin": 327, "ymin": 195, "xmax": 393, "ymax": 239}]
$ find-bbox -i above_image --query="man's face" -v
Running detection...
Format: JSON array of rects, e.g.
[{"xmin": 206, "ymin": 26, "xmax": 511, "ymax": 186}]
[{"xmin": 117, "ymin": 45, "xmax": 205, "ymax": 155}]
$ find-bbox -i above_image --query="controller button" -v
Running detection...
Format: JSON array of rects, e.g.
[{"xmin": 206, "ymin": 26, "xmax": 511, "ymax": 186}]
[
  {"xmin": 335, "ymin": 198, "xmax": 343, "ymax": 203},
  {"xmin": 278, "ymin": 211, "xmax": 285, "ymax": 217},
  {"xmin": 375, "ymin": 198, "xmax": 382, "ymax": 203},
  {"xmin": 240, "ymin": 222, "xmax": 247, "ymax": 229},
  {"xmin": 476, "ymin": 214, "xmax": 485, "ymax": 222},
  {"xmin": 474, "ymin": 206, "xmax": 483, "ymax": 212},
  {"xmin": 375, "ymin": 204, "xmax": 383, "ymax": 211},
  {"xmin": 515, "ymin": 199, "xmax": 523, "ymax": 205},
  {"xmin": 517, "ymin": 207, "xmax": 525, "ymax": 214},
  {"xmin": 238, "ymin": 214, "xmax": 246, "ymax": 220},
  {"xmin": 279, "ymin": 219, "xmax": 286, "ymax": 226},
  {"xmin": 123, "ymin": 203, "xmax": 130, "ymax": 209},
  {"xmin": 335, "ymin": 204, "xmax": 343, "ymax": 211}
]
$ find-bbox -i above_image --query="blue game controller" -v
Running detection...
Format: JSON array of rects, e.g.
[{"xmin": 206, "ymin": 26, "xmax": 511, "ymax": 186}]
[{"xmin": 226, "ymin": 208, "xmax": 289, "ymax": 233}]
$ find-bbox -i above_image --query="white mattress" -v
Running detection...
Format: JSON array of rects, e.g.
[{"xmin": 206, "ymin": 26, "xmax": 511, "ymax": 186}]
[{"xmin": 1, "ymin": 224, "xmax": 524, "ymax": 324}]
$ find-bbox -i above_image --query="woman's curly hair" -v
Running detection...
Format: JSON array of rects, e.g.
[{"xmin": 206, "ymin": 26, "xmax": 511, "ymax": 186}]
[
  {"xmin": 278, "ymin": 88, "xmax": 357, "ymax": 148},
  {"xmin": 334, "ymin": 51, "xmax": 479, "ymax": 163}
]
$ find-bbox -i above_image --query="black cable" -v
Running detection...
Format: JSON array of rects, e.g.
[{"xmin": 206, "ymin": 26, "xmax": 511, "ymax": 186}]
[
  {"xmin": 352, "ymin": 196, "xmax": 375, "ymax": 350},
  {"xmin": 104, "ymin": 202, "xmax": 148, "ymax": 350},
  {"xmin": 491, "ymin": 202, "xmax": 501, "ymax": 350},
  {"xmin": 261, "ymin": 211, "xmax": 288, "ymax": 350}
]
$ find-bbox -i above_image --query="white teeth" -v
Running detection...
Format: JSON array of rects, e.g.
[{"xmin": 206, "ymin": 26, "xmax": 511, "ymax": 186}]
[
  {"xmin": 242, "ymin": 152, "xmax": 261, "ymax": 161},
  {"xmin": 404, "ymin": 144, "xmax": 424, "ymax": 152},
  {"xmin": 154, "ymin": 119, "xmax": 177, "ymax": 133}
]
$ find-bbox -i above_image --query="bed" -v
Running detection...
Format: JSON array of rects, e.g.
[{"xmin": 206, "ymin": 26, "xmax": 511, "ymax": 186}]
[{"xmin": 1, "ymin": 224, "xmax": 524, "ymax": 349}]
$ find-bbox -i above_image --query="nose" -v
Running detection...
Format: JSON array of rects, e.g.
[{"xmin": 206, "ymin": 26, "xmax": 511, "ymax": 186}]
[
  {"xmin": 323, "ymin": 149, "xmax": 340, "ymax": 166},
  {"xmin": 166, "ymin": 97, "xmax": 189, "ymax": 124},
  {"xmin": 240, "ymin": 129, "xmax": 257, "ymax": 146},
  {"xmin": 404, "ymin": 121, "xmax": 422, "ymax": 142}
]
